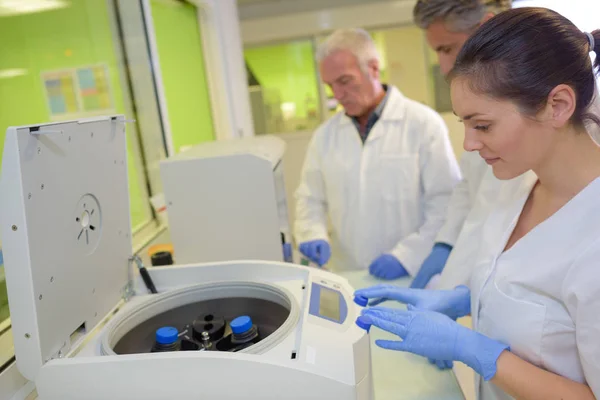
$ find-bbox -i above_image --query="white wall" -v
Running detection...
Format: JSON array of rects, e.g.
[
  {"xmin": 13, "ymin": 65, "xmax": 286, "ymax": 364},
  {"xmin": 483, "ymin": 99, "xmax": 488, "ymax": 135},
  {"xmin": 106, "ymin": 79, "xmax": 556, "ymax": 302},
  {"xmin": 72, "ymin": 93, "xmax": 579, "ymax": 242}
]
[
  {"xmin": 381, "ymin": 27, "xmax": 431, "ymax": 107},
  {"xmin": 238, "ymin": 0, "xmax": 414, "ymax": 22},
  {"xmin": 513, "ymin": 0, "xmax": 600, "ymax": 32},
  {"xmin": 240, "ymin": 1, "xmax": 415, "ymax": 45}
]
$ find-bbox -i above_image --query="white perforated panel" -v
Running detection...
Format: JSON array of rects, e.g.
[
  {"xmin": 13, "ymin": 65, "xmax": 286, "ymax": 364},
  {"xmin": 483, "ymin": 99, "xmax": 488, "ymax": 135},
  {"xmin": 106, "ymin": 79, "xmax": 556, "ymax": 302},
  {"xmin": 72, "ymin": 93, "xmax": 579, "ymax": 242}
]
[{"xmin": 0, "ymin": 116, "xmax": 132, "ymax": 380}]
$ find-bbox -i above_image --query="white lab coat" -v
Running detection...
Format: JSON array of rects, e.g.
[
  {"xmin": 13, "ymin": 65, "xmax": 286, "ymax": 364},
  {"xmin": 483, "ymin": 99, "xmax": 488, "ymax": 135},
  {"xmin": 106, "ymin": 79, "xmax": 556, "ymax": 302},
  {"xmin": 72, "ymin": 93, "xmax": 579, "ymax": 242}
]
[
  {"xmin": 435, "ymin": 166, "xmax": 530, "ymax": 290},
  {"xmin": 294, "ymin": 86, "xmax": 461, "ymax": 273},
  {"xmin": 469, "ymin": 172, "xmax": 600, "ymax": 399},
  {"xmin": 434, "ymin": 151, "xmax": 489, "ymax": 247}
]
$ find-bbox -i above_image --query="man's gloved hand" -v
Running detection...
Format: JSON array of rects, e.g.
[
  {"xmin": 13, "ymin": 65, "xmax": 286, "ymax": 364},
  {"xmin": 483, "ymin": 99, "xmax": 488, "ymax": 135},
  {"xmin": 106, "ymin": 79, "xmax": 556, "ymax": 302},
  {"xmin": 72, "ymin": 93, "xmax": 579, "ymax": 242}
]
[
  {"xmin": 357, "ymin": 307, "xmax": 509, "ymax": 381},
  {"xmin": 410, "ymin": 243, "xmax": 453, "ymax": 289},
  {"xmin": 368, "ymin": 254, "xmax": 409, "ymax": 280},
  {"xmin": 298, "ymin": 240, "xmax": 331, "ymax": 267},
  {"xmin": 354, "ymin": 284, "xmax": 471, "ymax": 320}
]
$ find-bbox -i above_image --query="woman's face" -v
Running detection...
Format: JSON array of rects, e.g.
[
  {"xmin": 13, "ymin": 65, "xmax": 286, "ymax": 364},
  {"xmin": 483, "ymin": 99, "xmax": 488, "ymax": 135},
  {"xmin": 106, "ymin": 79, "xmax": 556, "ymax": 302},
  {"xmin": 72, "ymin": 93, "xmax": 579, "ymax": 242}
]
[{"xmin": 450, "ymin": 77, "xmax": 553, "ymax": 180}]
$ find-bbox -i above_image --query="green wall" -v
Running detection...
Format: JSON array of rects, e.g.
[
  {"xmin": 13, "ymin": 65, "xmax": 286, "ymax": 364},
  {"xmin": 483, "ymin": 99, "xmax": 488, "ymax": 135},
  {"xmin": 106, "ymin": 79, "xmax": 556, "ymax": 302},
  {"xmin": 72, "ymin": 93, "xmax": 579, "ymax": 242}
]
[
  {"xmin": 150, "ymin": 0, "xmax": 215, "ymax": 152},
  {"xmin": 245, "ymin": 41, "xmax": 320, "ymax": 121},
  {"xmin": 0, "ymin": 0, "xmax": 148, "ymax": 229}
]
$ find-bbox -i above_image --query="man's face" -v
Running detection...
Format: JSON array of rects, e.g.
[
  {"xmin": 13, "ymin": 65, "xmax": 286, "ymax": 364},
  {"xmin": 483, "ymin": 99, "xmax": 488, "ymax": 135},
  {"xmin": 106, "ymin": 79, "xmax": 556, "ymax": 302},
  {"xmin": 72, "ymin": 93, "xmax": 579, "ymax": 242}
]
[
  {"xmin": 319, "ymin": 50, "xmax": 380, "ymax": 117},
  {"xmin": 425, "ymin": 19, "xmax": 472, "ymax": 77}
]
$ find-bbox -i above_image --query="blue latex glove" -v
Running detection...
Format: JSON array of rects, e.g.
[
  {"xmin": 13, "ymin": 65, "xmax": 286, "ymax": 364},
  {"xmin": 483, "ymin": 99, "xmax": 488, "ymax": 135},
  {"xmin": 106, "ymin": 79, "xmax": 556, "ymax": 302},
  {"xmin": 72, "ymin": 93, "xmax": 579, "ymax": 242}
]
[
  {"xmin": 298, "ymin": 240, "xmax": 331, "ymax": 267},
  {"xmin": 355, "ymin": 284, "xmax": 469, "ymax": 370},
  {"xmin": 354, "ymin": 284, "xmax": 471, "ymax": 320},
  {"xmin": 357, "ymin": 307, "xmax": 509, "ymax": 381},
  {"xmin": 369, "ymin": 254, "xmax": 408, "ymax": 280},
  {"xmin": 429, "ymin": 358, "xmax": 453, "ymax": 370},
  {"xmin": 282, "ymin": 243, "xmax": 293, "ymax": 263},
  {"xmin": 410, "ymin": 243, "xmax": 452, "ymax": 289}
]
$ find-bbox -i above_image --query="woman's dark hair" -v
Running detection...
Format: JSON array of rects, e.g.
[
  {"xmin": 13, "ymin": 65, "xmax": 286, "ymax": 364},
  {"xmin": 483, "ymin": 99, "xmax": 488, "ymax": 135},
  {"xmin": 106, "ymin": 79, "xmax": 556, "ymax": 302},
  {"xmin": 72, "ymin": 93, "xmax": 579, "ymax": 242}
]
[{"xmin": 449, "ymin": 7, "xmax": 600, "ymax": 128}]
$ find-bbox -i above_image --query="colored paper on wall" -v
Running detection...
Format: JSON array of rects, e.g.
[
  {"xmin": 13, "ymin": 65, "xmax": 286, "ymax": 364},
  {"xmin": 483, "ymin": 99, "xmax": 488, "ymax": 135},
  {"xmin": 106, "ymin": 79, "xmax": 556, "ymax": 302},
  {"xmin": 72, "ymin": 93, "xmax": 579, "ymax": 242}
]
[{"xmin": 42, "ymin": 64, "xmax": 113, "ymax": 117}]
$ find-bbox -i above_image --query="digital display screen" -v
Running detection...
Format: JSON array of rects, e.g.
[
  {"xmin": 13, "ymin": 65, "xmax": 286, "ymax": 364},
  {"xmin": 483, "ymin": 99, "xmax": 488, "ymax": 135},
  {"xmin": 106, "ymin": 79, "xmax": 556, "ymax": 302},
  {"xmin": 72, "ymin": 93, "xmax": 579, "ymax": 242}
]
[{"xmin": 319, "ymin": 287, "xmax": 340, "ymax": 321}]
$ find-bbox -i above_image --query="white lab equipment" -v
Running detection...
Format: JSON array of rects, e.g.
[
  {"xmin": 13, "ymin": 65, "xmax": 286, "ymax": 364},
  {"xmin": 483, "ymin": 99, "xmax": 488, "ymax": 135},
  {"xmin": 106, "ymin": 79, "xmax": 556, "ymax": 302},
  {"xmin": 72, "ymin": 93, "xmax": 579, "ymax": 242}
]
[
  {"xmin": 0, "ymin": 116, "xmax": 373, "ymax": 400},
  {"xmin": 160, "ymin": 135, "xmax": 291, "ymax": 264}
]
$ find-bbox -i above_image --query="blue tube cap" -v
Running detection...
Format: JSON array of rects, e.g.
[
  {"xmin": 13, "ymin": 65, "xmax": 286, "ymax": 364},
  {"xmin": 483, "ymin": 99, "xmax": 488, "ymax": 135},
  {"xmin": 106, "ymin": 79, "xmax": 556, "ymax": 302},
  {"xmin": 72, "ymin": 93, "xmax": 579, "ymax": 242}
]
[
  {"xmin": 355, "ymin": 316, "xmax": 371, "ymax": 333},
  {"xmin": 156, "ymin": 326, "xmax": 178, "ymax": 345},
  {"xmin": 354, "ymin": 295, "xmax": 368, "ymax": 307},
  {"xmin": 230, "ymin": 315, "xmax": 253, "ymax": 334}
]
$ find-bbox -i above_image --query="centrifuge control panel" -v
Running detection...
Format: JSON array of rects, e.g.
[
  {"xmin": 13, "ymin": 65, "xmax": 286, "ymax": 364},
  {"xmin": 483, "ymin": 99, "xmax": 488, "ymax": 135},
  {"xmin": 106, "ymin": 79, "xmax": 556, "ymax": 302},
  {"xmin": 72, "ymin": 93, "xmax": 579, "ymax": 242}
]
[{"xmin": 308, "ymin": 281, "xmax": 348, "ymax": 324}]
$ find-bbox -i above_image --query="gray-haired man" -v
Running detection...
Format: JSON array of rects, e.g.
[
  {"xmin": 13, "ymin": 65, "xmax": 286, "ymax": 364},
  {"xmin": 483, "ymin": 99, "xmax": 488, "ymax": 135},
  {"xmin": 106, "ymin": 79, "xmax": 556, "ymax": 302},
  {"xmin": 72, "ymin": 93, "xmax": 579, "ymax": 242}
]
[{"xmin": 294, "ymin": 28, "xmax": 461, "ymax": 278}]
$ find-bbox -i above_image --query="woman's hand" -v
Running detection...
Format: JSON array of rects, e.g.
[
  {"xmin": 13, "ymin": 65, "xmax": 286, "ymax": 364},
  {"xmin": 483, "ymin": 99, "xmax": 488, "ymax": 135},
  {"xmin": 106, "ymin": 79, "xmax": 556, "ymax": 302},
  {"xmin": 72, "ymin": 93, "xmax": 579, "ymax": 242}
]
[
  {"xmin": 355, "ymin": 284, "xmax": 471, "ymax": 320},
  {"xmin": 358, "ymin": 307, "xmax": 509, "ymax": 381}
]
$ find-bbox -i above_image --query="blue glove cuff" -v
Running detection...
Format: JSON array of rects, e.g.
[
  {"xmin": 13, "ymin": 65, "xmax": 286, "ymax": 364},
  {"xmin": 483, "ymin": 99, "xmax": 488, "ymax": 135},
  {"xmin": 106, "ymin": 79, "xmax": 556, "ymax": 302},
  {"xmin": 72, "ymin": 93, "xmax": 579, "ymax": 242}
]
[
  {"xmin": 437, "ymin": 285, "xmax": 471, "ymax": 320},
  {"xmin": 457, "ymin": 328, "xmax": 509, "ymax": 381},
  {"xmin": 453, "ymin": 285, "xmax": 472, "ymax": 317},
  {"xmin": 434, "ymin": 242, "xmax": 453, "ymax": 252}
]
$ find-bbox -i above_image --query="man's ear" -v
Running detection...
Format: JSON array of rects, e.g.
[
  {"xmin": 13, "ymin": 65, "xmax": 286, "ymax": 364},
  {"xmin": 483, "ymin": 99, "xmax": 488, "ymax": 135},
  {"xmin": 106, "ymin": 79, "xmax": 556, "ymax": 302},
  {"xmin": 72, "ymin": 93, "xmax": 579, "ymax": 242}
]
[
  {"xmin": 367, "ymin": 59, "xmax": 380, "ymax": 80},
  {"xmin": 481, "ymin": 12, "xmax": 495, "ymax": 24}
]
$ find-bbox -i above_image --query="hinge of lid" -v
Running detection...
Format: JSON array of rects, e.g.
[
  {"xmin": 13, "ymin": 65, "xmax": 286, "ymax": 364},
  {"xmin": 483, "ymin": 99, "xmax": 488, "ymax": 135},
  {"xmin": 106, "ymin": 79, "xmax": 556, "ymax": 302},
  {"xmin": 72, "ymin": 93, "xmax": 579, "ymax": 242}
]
[
  {"xmin": 121, "ymin": 281, "xmax": 135, "ymax": 302},
  {"xmin": 123, "ymin": 255, "xmax": 141, "ymax": 302},
  {"xmin": 128, "ymin": 254, "xmax": 158, "ymax": 295}
]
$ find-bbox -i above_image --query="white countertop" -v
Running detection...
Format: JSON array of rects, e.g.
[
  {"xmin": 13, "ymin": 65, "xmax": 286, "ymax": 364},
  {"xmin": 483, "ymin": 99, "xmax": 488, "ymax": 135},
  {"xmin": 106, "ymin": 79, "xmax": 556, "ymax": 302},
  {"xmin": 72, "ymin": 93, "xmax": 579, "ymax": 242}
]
[{"xmin": 337, "ymin": 270, "xmax": 466, "ymax": 400}]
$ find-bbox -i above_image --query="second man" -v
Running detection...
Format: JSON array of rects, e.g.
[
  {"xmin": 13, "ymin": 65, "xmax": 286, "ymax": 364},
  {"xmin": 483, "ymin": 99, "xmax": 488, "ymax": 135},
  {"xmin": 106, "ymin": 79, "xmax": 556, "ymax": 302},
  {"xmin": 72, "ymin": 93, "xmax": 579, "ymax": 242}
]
[{"xmin": 294, "ymin": 28, "xmax": 460, "ymax": 279}]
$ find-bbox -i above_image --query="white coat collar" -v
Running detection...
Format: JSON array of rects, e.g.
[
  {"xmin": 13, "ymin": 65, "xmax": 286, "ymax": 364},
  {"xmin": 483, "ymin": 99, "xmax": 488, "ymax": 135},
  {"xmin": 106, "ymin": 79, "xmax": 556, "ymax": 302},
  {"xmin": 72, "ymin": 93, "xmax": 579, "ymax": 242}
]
[{"xmin": 338, "ymin": 85, "xmax": 406, "ymax": 128}]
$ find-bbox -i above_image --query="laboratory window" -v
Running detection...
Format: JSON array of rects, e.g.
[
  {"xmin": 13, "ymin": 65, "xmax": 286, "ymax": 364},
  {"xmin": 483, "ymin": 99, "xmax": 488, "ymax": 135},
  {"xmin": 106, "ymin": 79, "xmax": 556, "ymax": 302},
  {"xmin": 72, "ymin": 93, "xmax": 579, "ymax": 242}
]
[{"xmin": 245, "ymin": 40, "xmax": 322, "ymax": 134}]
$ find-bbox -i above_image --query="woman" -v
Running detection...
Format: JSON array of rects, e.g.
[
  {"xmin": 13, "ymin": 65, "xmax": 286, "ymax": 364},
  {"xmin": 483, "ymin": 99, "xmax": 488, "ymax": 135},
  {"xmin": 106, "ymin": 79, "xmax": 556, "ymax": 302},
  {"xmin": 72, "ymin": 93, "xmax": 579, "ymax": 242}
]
[{"xmin": 355, "ymin": 7, "xmax": 600, "ymax": 400}]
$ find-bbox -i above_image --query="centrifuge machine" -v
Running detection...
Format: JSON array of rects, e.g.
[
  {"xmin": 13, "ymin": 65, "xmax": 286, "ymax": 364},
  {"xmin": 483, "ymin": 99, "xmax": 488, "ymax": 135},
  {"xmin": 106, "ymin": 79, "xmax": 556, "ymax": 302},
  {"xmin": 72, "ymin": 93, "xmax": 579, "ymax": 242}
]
[{"xmin": 0, "ymin": 116, "xmax": 373, "ymax": 399}]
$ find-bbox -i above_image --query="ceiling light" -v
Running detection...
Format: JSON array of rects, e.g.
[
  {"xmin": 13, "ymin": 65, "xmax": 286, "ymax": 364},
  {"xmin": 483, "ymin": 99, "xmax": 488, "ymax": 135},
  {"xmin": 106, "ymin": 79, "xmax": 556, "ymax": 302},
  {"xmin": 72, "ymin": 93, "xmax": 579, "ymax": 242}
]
[
  {"xmin": 0, "ymin": 0, "xmax": 69, "ymax": 17},
  {"xmin": 0, "ymin": 69, "xmax": 28, "ymax": 79}
]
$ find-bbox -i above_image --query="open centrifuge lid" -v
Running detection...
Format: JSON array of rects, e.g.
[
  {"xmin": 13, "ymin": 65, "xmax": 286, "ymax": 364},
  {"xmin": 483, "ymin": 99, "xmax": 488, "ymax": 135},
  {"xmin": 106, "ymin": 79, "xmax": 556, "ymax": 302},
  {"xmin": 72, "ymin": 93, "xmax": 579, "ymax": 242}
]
[{"xmin": 0, "ymin": 115, "xmax": 132, "ymax": 380}]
